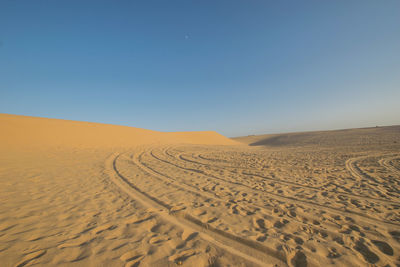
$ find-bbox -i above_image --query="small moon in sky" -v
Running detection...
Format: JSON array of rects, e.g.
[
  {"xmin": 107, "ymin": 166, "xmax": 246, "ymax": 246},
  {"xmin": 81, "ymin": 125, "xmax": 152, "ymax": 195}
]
[{"xmin": 184, "ymin": 35, "xmax": 190, "ymax": 40}]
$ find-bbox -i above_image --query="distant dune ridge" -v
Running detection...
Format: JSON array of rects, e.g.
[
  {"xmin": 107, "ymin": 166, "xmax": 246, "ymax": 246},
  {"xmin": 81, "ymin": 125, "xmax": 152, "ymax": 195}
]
[
  {"xmin": 0, "ymin": 113, "xmax": 238, "ymax": 149},
  {"xmin": 234, "ymin": 126, "xmax": 400, "ymax": 147}
]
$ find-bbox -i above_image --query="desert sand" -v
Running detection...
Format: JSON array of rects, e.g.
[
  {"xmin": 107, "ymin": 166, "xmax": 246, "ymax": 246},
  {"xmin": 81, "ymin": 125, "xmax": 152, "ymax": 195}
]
[{"xmin": 1, "ymin": 114, "xmax": 399, "ymax": 266}]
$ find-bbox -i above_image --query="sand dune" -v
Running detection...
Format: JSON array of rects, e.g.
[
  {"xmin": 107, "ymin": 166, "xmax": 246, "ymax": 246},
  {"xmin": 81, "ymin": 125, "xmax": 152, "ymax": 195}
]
[
  {"xmin": 233, "ymin": 126, "xmax": 400, "ymax": 147},
  {"xmin": 1, "ymin": 114, "xmax": 399, "ymax": 266},
  {"xmin": 0, "ymin": 114, "xmax": 237, "ymax": 150}
]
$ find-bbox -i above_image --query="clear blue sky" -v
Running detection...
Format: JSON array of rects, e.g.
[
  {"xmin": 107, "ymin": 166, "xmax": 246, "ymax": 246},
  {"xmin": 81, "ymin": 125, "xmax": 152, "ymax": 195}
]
[{"xmin": 1, "ymin": 1, "xmax": 399, "ymax": 137}]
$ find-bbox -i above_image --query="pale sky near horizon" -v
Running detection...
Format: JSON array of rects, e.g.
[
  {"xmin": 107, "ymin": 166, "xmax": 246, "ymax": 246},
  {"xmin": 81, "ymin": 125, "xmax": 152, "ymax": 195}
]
[{"xmin": 1, "ymin": 1, "xmax": 399, "ymax": 137}]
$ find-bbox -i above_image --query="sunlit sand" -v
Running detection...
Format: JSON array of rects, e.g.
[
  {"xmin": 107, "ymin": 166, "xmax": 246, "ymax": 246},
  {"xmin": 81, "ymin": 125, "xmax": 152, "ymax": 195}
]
[{"xmin": 1, "ymin": 114, "xmax": 399, "ymax": 266}]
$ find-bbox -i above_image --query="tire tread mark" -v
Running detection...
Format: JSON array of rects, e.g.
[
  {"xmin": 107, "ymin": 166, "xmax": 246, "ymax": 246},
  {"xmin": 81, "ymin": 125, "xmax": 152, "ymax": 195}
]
[
  {"xmin": 133, "ymin": 150, "xmax": 363, "ymax": 242},
  {"xmin": 147, "ymin": 147, "xmax": 400, "ymax": 227},
  {"xmin": 165, "ymin": 147, "xmax": 399, "ymax": 205},
  {"xmin": 107, "ymin": 152, "xmax": 288, "ymax": 267},
  {"xmin": 379, "ymin": 156, "xmax": 400, "ymax": 177}
]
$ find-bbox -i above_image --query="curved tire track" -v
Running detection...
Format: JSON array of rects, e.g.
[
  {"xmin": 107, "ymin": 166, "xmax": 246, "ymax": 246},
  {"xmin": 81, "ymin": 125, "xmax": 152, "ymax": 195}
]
[
  {"xmin": 165, "ymin": 147, "xmax": 399, "ymax": 205},
  {"xmin": 106, "ymin": 152, "xmax": 288, "ymax": 267},
  {"xmin": 145, "ymin": 147, "xmax": 400, "ymax": 227},
  {"xmin": 379, "ymin": 156, "xmax": 400, "ymax": 177}
]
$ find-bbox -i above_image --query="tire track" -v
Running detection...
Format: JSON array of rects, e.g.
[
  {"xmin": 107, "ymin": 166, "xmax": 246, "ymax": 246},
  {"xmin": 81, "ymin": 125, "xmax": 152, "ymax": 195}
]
[
  {"xmin": 345, "ymin": 155, "xmax": 400, "ymax": 190},
  {"xmin": 165, "ymin": 147, "xmax": 399, "ymax": 205},
  {"xmin": 130, "ymin": 147, "xmax": 375, "ymax": 249},
  {"xmin": 379, "ymin": 156, "xmax": 400, "ymax": 177},
  {"xmin": 141, "ymin": 147, "xmax": 400, "ymax": 228},
  {"xmin": 106, "ymin": 151, "xmax": 287, "ymax": 267},
  {"xmin": 154, "ymin": 146, "xmax": 400, "ymax": 209},
  {"xmin": 346, "ymin": 156, "xmax": 381, "ymax": 185}
]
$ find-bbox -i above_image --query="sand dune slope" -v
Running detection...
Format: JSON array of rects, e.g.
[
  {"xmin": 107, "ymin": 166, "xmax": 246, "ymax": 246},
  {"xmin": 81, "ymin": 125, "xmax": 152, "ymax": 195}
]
[
  {"xmin": 233, "ymin": 126, "xmax": 400, "ymax": 147},
  {"xmin": 1, "ymin": 115, "xmax": 399, "ymax": 266},
  {"xmin": 0, "ymin": 114, "xmax": 237, "ymax": 150}
]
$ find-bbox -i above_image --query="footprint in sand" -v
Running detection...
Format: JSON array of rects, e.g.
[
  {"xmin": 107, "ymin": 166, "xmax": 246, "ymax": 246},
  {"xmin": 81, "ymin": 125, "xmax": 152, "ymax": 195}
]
[
  {"xmin": 294, "ymin": 236, "xmax": 304, "ymax": 245},
  {"xmin": 170, "ymin": 205, "xmax": 186, "ymax": 213},
  {"xmin": 256, "ymin": 218, "xmax": 266, "ymax": 229},
  {"xmin": 256, "ymin": 235, "xmax": 267, "ymax": 242},
  {"xmin": 312, "ymin": 220, "xmax": 320, "ymax": 226},
  {"xmin": 168, "ymin": 249, "xmax": 196, "ymax": 265},
  {"xmin": 252, "ymin": 217, "xmax": 267, "ymax": 230},
  {"xmin": 389, "ymin": 230, "xmax": 400, "ymax": 243},
  {"xmin": 371, "ymin": 240, "xmax": 393, "ymax": 256},
  {"xmin": 327, "ymin": 247, "xmax": 341, "ymax": 259},
  {"xmin": 286, "ymin": 250, "xmax": 307, "ymax": 267},
  {"xmin": 111, "ymin": 241, "xmax": 129, "ymax": 251},
  {"xmin": 181, "ymin": 230, "xmax": 198, "ymax": 242},
  {"xmin": 126, "ymin": 215, "xmax": 154, "ymax": 225},
  {"xmin": 94, "ymin": 223, "xmax": 117, "ymax": 234},
  {"xmin": 206, "ymin": 217, "xmax": 218, "ymax": 224},
  {"xmin": 288, "ymin": 210, "xmax": 297, "ymax": 218},
  {"xmin": 229, "ymin": 205, "xmax": 240, "ymax": 215},
  {"xmin": 354, "ymin": 240, "xmax": 379, "ymax": 264},
  {"xmin": 274, "ymin": 219, "xmax": 289, "ymax": 229},
  {"xmin": 149, "ymin": 235, "xmax": 169, "ymax": 244},
  {"xmin": 58, "ymin": 235, "xmax": 95, "ymax": 249},
  {"xmin": 120, "ymin": 250, "xmax": 144, "ymax": 265},
  {"xmin": 192, "ymin": 209, "xmax": 206, "ymax": 216}
]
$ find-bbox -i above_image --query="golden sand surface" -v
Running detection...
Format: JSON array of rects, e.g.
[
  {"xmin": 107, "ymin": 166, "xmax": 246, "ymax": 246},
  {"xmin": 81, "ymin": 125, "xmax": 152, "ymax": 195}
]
[{"xmin": 1, "ymin": 114, "xmax": 399, "ymax": 266}]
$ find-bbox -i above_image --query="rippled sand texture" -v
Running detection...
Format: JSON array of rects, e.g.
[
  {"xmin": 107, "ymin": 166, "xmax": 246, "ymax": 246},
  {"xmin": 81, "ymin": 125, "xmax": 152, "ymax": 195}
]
[{"xmin": 1, "ymin": 114, "xmax": 399, "ymax": 266}]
